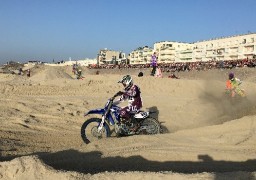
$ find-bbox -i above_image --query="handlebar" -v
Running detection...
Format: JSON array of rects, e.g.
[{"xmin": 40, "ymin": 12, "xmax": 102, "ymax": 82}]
[
  {"xmin": 104, "ymin": 91, "xmax": 123, "ymax": 117},
  {"xmin": 110, "ymin": 91, "xmax": 123, "ymax": 100}
]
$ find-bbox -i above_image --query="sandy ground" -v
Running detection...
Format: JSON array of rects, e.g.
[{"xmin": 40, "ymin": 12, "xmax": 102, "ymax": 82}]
[{"xmin": 0, "ymin": 65, "xmax": 256, "ymax": 180}]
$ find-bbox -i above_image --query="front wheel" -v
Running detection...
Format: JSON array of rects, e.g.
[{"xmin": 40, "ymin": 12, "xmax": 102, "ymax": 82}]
[
  {"xmin": 81, "ymin": 118, "xmax": 110, "ymax": 144},
  {"xmin": 140, "ymin": 117, "xmax": 161, "ymax": 135}
]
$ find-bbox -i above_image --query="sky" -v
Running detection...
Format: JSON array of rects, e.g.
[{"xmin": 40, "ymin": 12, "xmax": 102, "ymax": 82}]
[{"xmin": 0, "ymin": 0, "xmax": 256, "ymax": 64}]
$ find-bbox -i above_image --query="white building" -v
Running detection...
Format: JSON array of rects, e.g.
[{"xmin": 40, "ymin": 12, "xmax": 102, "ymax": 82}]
[
  {"xmin": 154, "ymin": 41, "xmax": 193, "ymax": 63},
  {"xmin": 44, "ymin": 58, "xmax": 97, "ymax": 66},
  {"xmin": 128, "ymin": 33, "xmax": 256, "ymax": 64},
  {"xmin": 193, "ymin": 33, "xmax": 256, "ymax": 61},
  {"xmin": 128, "ymin": 46, "xmax": 153, "ymax": 64}
]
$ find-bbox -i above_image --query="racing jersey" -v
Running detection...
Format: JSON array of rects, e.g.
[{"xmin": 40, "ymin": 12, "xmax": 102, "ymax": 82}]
[
  {"xmin": 120, "ymin": 84, "xmax": 142, "ymax": 112},
  {"xmin": 226, "ymin": 78, "xmax": 242, "ymax": 90}
]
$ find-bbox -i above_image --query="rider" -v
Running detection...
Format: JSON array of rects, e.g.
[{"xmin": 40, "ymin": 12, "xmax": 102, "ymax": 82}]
[
  {"xmin": 114, "ymin": 75, "xmax": 143, "ymax": 132},
  {"xmin": 76, "ymin": 69, "xmax": 82, "ymax": 79},
  {"xmin": 226, "ymin": 72, "xmax": 244, "ymax": 97}
]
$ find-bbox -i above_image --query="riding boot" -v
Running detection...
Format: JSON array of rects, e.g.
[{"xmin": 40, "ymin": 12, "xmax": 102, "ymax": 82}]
[
  {"xmin": 120, "ymin": 117, "xmax": 131, "ymax": 125},
  {"xmin": 130, "ymin": 123, "xmax": 140, "ymax": 133}
]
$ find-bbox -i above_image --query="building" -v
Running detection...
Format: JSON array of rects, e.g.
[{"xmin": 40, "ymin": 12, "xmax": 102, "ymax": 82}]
[
  {"xmin": 44, "ymin": 58, "xmax": 97, "ymax": 67},
  {"xmin": 97, "ymin": 48, "xmax": 126, "ymax": 65},
  {"xmin": 193, "ymin": 33, "xmax": 256, "ymax": 61},
  {"xmin": 154, "ymin": 41, "xmax": 193, "ymax": 63},
  {"xmin": 128, "ymin": 46, "xmax": 153, "ymax": 64},
  {"xmin": 127, "ymin": 33, "xmax": 256, "ymax": 64}
]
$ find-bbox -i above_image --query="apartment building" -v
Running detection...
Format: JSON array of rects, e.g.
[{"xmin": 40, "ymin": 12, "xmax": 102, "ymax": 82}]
[
  {"xmin": 154, "ymin": 41, "xmax": 193, "ymax": 63},
  {"xmin": 97, "ymin": 48, "xmax": 126, "ymax": 65},
  {"xmin": 128, "ymin": 33, "xmax": 256, "ymax": 64},
  {"xmin": 193, "ymin": 33, "xmax": 256, "ymax": 61},
  {"xmin": 128, "ymin": 46, "xmax": 153, "ymax": 64}
]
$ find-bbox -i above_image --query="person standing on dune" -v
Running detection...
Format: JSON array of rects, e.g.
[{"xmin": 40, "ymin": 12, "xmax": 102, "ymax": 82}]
[{"xmin": 150, "ymin": 52, "xmax": 158, "ymax": 76}]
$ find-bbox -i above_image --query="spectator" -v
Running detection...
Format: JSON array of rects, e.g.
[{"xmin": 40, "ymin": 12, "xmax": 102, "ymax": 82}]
[
  {"xmin": 150, "ymin": 52, "xmax": 158, "ymax": 76},
  {"xmin": 155, "ymin": 67, "xmax": 163, "ymax": 78},
  {"xmin": 168, "ymin": 73, "xmax": 179, "ymax": 79}
]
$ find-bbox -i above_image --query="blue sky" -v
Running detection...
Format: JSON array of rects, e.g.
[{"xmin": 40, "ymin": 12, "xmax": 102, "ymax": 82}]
[{"xmin": 0, "ymin": 0, "xmax": 255, "ymax": 64}]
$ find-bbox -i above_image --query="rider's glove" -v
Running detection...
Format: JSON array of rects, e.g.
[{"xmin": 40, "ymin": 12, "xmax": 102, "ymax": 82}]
[
  {"xmin": 111, "ymin": 91, "xmax": 124, "ymax": 101},
  {"xmin": 116, "ymin": 91, "xmax": 124, "ymax": 96}
]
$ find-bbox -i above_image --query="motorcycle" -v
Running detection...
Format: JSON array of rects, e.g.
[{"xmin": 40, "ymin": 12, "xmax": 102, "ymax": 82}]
[
  {"xmin": 225, "ymin": 86, "xmax": 246, "ymax": 98},
  {"xmin": 224, "ymin": 86, "xmax": 246, "ymax": 105},
  {"xmin": 225, "ymin": 79, "xmax": 246, "ymax": 98},
  {"xmin": 81, "ymin": 93, "xmax": 161, "ymax": 144}
]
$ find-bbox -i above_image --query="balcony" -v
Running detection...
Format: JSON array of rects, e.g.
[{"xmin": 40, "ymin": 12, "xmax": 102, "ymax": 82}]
[
  {"xmin": 179, "ymin": 54, "xmax": 192, "ymax": 59},
  {"xmin": 229, "ymin": 45, "xmax": 239, "ymax": 49},
  {"xmin": 180, "ymin": 57, "xmax": 192, "ymax": 61},
  {"xmin": 243, "ymin": 44, "xmax": 254, "ymax": 49},
  {"xmin": 243, "ymin": 51, "xmax": 255, "ymax": 55},
  {"xmin": 160, "ymin": 53, "xmax": 173, "ymax": 55},
  {"xmin": 160, "ymin": 49, "xmax": 175, "ymax": 55},
  {"xmin": 228, "ymin": 51, "xmax": 238, "ymax": 55},
  {"xmin": 205, "ymin": 47, "xmax": 216, "ymax": 50},
  {"xmin": 160, "ymin": 46, "xmax": 175, "ymax": 50},
  {"xmin": 229, "ymin": 55, "xmax": 238, "ymax": 59},
  {"xmin": 206, "ymin": 54, "xmax": 215, "ymax": 58}
]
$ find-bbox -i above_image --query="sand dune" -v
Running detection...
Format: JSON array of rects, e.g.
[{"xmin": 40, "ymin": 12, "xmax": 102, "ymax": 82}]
[{"xmin": 0, "ymin": 65, "xmax": 256, "ymax": 180}]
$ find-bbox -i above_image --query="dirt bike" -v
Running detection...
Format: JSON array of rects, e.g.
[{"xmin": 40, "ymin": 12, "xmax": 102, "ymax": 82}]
[
  {"xmin": 81, "ymin": 93, "xmax": 161, "ymax": 144},
  {"xmin": 225, "ymin": 79, "xmax": 246, "ymax": 98},
  {"xmin": 224, "ymin": 86, "xmax": 246, "ymax": 105},
  {"xmin": 225, "ymin": 86, "xmax": 246, "ymax": 97}
]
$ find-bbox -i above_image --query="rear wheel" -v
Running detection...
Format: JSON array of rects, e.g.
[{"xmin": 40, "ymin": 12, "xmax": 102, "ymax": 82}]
[
  {"xmin": 140, "ymin": 117, "xmax": 160, "ymax": 135},
  {"xmin": 81, "ymin": 118, "xmax": 110, "ymax": 144}
]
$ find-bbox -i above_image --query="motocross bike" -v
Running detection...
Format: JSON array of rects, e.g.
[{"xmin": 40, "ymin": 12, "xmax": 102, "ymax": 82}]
[
  {"xmin": 224, "ymin": 86, "xmax": 246, "ymax": 106},
  {"xmin": 225, "ymin": 78, "xmax": 246, "ymax": 99},
  {"xmin": 81, "ymin": 92, "xmax": 161, "ymax": 144},
  {"xmin": 225, "ymin": 87, "xmax": 245, "ymax": 98}
]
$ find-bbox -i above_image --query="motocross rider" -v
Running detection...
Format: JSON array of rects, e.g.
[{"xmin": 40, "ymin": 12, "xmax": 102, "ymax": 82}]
[
  {"xmin": 114, "ymin": 75, "xmax": 143, "ymax": 132},
  {"xmin": 226, "ymin": 72, "xmax": 244, "ymax": 97},
  {"xmin": 76, "ymin": 69, "xmax": 82, "ymax": 79}
]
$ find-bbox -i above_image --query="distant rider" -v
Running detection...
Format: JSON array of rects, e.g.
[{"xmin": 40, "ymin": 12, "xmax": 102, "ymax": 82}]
[
  {"xmin": 114, "ymin": 75, "xmax": 143, "ymax": 132},
  {"xmin": 76, "ymin": 69, "xmax": 82, "ymax": 79},
  {"xmin": 18, "ymin": 67, "xmax": 22, "ymax": 75},
  {"xmin": 27, "ymin": 69, "xmax": 31, "ymax": 77},
  {"xmin": 226, "ymin": 72, "xmax": 244, "ymax": 97}
]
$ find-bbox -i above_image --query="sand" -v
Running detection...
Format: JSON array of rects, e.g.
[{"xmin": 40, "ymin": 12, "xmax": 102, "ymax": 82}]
[{"xmin": 0, "ymin": 64, "xmax": 256, "ymax": 180}]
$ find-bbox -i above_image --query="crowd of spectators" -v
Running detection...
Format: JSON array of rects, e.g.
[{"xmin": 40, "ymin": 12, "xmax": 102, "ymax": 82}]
[{"xmin": 88, "ymin": 59, "xmax": 256, "ymax": 73}]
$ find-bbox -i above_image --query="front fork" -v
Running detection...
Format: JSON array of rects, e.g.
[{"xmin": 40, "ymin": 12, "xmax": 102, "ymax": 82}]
[{"xmin": 97, "ymin": 116, "xmax": 105, "ymax": 133}]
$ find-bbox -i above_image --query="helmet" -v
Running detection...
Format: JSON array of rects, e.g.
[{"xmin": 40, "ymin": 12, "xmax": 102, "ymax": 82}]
[
  {"xmin": 229, "ymin": 72, "xmax": 234, "ymax": 80},
  {"xmin": 118, "ymin": 75, "xmax": 133, "ymax": 90}
]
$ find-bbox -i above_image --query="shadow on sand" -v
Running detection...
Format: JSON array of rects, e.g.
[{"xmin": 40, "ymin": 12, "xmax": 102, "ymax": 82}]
[
  {"xmin": 40, "ymin": 150, "xmax": 256, "ymax": 173},
  {"xmin": 2, "ymin": 150, "xmax": 255, "ymax": 174}
]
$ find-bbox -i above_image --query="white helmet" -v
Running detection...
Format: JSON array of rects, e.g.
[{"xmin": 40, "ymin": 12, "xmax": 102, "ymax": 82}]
[{"xmin": 118, "ymin": 75, "xmax": 133, "ymax": 90}]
